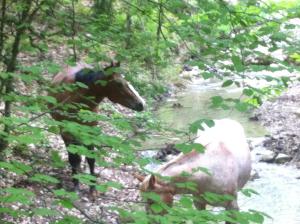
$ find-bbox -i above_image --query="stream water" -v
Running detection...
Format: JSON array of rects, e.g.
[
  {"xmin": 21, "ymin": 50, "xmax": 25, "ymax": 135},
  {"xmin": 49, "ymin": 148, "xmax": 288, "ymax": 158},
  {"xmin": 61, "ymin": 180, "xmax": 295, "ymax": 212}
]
[{"xmin": 146, "ymin": 77, "xmax": 300, "ymax": 224}]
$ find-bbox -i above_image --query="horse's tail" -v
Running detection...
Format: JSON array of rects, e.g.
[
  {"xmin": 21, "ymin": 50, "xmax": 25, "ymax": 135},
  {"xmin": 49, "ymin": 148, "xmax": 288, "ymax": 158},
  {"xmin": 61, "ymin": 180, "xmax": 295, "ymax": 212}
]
[{"xmin": 52, "ymin": 71, "xmax": 66, "ymax": 84}]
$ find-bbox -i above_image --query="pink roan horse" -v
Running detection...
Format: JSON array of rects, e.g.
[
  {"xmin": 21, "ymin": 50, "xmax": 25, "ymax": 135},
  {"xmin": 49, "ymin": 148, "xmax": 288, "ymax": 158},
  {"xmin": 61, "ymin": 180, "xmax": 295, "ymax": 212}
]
[
  {"xmin": 136, "ymin": 119, "xmax": 251, "ymax": 223},
  {"xmin": 49, "ymin": 61, "xmax": 145, "ymax": 196}
]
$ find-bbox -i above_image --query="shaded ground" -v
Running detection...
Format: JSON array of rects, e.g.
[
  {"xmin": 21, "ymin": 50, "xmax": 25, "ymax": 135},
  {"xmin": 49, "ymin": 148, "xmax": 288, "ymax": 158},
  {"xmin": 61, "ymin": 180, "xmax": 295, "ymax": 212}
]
[
  {"xmin": 0, "ymin": 103, "xmax": 143, "ymax": 224},
  {"xmin": 255, "ymin": 83, "xmax": 300, "ymax": 166}
]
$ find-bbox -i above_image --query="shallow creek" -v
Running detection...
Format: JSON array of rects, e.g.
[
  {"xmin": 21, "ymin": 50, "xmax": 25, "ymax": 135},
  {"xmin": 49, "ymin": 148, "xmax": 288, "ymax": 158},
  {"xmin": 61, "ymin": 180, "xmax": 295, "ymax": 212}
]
[{"xmin": 144, "ymin": 78, "xmax": 300, "ymax": 224}]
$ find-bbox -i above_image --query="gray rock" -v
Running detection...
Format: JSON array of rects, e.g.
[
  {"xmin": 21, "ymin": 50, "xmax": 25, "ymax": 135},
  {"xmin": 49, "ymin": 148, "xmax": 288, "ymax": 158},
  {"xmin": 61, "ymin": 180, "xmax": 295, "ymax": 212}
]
[
  {"xmin": 250, "ymin": 170, "xmax": 260, "ymax": 181},
  {"xmin": 274, "ymin": 153, "xmax": 293, "ymax": 164},
  {"xmin": 257, "ymin": 150, "xmax": 277, "ymax": 163},
  {"xmin": 295, "ymin": 109, "xmax": 300, "ymax": 117}
]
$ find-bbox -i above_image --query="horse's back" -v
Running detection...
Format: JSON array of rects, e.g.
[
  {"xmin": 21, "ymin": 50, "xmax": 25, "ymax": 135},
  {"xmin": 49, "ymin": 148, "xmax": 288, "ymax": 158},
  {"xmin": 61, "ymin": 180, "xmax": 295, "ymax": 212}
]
[
  {"xmin": 195, "ymin": 119, "xmax": 251, "ymax": 188},
  {"xmin": 52, "ymin": 62, "xmax": 93, "ymax": 84}
]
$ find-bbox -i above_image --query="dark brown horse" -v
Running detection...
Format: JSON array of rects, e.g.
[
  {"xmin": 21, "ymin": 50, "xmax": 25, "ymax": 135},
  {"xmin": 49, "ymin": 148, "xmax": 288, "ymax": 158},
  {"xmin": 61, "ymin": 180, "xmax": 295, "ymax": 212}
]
[{"xmin": 49, "ymin": 61, "xmax": 145, "ymax": 196}]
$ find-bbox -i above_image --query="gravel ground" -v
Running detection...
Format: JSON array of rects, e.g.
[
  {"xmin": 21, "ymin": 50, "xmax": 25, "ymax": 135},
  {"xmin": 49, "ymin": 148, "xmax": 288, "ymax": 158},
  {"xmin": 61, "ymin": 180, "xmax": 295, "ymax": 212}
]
[{"xmin": 255, "ymin": 83, "xmax": 300, "ymax": 166}]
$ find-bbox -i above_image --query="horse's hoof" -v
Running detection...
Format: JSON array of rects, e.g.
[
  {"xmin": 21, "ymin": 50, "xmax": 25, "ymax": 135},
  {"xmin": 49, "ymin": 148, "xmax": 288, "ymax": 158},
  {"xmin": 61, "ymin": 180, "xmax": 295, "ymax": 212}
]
[{"xmin": 88, "ymin": 189, "xmax": 100, "ymax": 202}]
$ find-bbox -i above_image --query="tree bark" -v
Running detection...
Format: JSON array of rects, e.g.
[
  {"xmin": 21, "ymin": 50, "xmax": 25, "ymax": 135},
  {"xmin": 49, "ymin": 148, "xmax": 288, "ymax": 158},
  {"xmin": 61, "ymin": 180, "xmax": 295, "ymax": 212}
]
[
  {"xmin": 0, "ymin": 0, "xmax": 33, "ymax": 153},
  {"xmin": 0, "ymin": 0, "xmax": 6, "ymax": 60},
  {"xmin": 125, "ymin": 7, "xmax": 132, "ymax": 49}
]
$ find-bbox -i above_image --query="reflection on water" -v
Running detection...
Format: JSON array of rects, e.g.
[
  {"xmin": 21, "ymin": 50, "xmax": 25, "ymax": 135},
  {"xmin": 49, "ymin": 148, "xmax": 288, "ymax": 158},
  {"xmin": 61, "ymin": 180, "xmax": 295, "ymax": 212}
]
[
  {"xmin": 158, "ymin": 79, "xmax": 267, "ymax": 137},
  {"xmin": 148, "ymin": 78, "xmax": 300, "ymax": 224}
]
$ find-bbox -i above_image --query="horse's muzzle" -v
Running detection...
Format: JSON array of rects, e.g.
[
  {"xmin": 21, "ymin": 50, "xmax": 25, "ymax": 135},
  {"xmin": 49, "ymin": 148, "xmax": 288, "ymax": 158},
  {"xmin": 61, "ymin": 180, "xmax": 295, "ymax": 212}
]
[{"xmin": 135, "ymin": 102, "xmax": 144, "ymax": 111}]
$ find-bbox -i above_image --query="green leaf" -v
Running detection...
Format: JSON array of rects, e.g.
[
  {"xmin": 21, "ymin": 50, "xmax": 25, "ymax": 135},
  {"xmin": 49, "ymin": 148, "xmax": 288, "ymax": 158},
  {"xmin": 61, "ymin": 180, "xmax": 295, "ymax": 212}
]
[
  {"xmin": 51, "ymin": 151, "xmax": 65, "ymax": 168},
  {"xmin": 0, "ymin": 188, "xmax": 35, "ymax": 205},
  {"xmin": 0, "ymin": 72, "xmax": 10, "ymax": 79},
  {"xmin": 175, "ymin": 181, "xmax": 198, "ymax": 192},
  {"xmin": 48, "ymin": 125, "xmax": 60, "ymax": 134},
  {"xmin": 243, "ymin": 88, "xmax": 254, "ymax": 96},
  {"xmin": 67, "ymin": 145, "xmax": 95, "ymax": 158},
  {"xmin": 189, "ymin": 119, "xmax": 215, "ymax": 133},
  {"xmin": 58, "ymin": 199, "xmax": 74, "ymax": 209},
  {"xmin": 202, "ymin": 192, "xmax": 234, "ymax": 204},
  {"xmin": 175, "ymin": 143, "xmax": 204, "ymax": 153},
  {"xmin": 150, "ymin": 203, "xmax": 163, "ymax": 213},
  {"xmin": 211, "ymin": 96, "xmax": 223, "ymax": 107},
  {"xmin": 240, "ymin": 188, "xmax": 259, "ymax": 197},
  {"xmin": 42, "ymin": 96, "xmax": 57, "ymax": 104},
  {"xmin": 30, "ymin": 174, "xmax": 60, "ymax": 184},
  {"xmin": 0, "ymin": 207, "xmax": 29, "ymax": 217},
  {"xmin": 222, "ymin": 80, "xmax": 234, "ymax": 87},
  {"xmin": 95, "ymin": 80, "xmax": 108, "ymax": 86},
  {"xmin": 142, "ymin": 192, "xmax": 161, "ymax": 203},
  {"xmin": 281, "ymin": 76, "xmax": 290, "ymax": 87},
  {"xmin": 8, "ymin": 132, "xmax": 44, "ymax": 144},
  {"xmin": 202, "ymin": 72, "xmax": 214, "ymax": 79},
  {"xmin": 264, "ymin": 75, "xmax": 275, "ymax": 82},
  {"xmin": 76, "ymin": 82, "xmax": 88, "ymax": 89},
  {"xmin": 179, "ymin": 196, "xmax": 193, "ymax": 208},
  {"xmin": 192, "ymin": 166, "xmax": 212, "ymax": 176},
  {"xmin": 231, "ymin": 56, "xmax": 244, "ymax": 72},
  {"xmin": 0, "ymin": 161, "xmax": 32, "ymax": 175},
  {"xmin": 33, "ymin": 208, "xmax": 59, "ymax": 216},
  {"xmin": 53, "ymin": 189, "xmax": 78, "ymax": 201},
  {"xmin": 73, "ymin": 174, "xmax": 97, "ymax": 186},
  {"xmin": 235, "ymin": 102, "xmax": 249, "ymax": 112}
]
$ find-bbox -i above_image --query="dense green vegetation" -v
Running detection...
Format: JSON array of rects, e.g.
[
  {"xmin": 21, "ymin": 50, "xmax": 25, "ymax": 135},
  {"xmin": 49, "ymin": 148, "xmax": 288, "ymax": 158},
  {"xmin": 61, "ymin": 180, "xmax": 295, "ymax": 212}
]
[{"xmin": 0, "ymin": 0, "xmax": 299, "ymax": 223}]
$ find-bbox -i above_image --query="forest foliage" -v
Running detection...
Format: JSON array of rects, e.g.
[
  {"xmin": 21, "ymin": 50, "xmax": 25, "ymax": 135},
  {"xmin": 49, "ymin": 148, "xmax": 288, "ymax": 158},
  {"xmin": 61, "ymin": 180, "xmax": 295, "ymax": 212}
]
[{"xmin": 0, "ymin": 0, "xmax": 299, "ymax": 223}]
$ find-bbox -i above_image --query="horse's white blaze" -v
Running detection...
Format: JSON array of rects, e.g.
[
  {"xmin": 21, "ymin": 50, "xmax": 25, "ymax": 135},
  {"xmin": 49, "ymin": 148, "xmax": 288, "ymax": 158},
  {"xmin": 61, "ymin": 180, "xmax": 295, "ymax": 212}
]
[{"xmin": 128, "ymin": 83, "xmax": 146, "ymax": 106}]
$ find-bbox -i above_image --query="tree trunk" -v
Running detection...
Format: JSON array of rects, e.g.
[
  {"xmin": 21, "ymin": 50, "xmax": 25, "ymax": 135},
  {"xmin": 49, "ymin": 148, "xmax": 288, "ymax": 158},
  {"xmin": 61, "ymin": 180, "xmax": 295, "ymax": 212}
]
[
  {"xmin": 0, "ymin": 0, "xmax": 6, "ymax": 60},
  {"xmin": 0, "ymin": 0, "xmax": 32, "ymax": 153},
  {"xmin": 125, "ymin": 8, "xmax": 132, "ymax": 49}
]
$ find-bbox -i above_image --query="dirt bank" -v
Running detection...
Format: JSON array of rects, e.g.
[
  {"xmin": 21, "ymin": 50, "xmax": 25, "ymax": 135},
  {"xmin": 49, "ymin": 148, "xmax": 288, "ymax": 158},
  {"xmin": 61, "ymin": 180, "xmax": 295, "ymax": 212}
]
[{"xmin": 255, "ymin": 83, "xmax": 300, "ymax": 166}]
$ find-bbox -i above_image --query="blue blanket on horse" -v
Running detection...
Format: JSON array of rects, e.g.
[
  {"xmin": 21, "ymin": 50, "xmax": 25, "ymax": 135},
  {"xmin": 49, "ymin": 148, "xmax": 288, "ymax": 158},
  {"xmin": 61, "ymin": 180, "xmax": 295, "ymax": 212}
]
[{"xmin": 75, "ymin": 68, "xmax": 105, "ymax": 84}]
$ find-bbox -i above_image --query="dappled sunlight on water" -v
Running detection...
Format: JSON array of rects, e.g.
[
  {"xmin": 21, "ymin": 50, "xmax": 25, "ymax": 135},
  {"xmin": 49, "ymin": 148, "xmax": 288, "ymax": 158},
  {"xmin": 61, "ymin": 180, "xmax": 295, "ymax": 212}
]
[{"xmin": 240, "ymin": 162, "xmax": 300, "ymax": 224}]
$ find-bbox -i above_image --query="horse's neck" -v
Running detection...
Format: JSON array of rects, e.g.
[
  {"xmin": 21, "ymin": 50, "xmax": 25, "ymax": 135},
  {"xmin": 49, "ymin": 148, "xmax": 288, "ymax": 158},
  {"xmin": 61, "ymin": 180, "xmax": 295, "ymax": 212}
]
[{"xmin": 76, "ymin": 87, "xmax": 104, "ymax": 110}]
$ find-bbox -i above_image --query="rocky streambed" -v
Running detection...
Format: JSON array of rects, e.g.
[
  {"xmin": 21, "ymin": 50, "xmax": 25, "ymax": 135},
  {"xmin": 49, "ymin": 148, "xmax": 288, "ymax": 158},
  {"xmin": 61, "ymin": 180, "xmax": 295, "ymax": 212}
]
[{"xmin": 255, "ymin": 83, "xmax": 300, "ymax": 166}]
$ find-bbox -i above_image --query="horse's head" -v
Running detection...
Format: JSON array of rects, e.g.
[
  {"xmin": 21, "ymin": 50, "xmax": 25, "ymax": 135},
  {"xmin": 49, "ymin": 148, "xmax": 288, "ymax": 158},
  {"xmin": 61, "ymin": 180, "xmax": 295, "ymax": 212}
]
[
  {"xmin": 136, "ymin": 174, "xmax": 175, "ymax": 215},
  {"xmin": 104, "ymin": 62, "xmax": 145, "ymax": 112}
]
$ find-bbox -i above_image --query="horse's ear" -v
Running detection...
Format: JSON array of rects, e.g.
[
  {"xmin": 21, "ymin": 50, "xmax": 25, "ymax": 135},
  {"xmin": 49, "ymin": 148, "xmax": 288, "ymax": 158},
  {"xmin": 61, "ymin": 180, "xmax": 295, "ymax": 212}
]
[
  {"xmin": 112, "ymin": 61, "xmax": 120, "ymax": 67},
  {"xmin": 149, "ymin": 175, "xmax": 156, "ymax": 189},
  {"xmin": 134, "ymin": 173, "xmax": 146, "ymax": 182},
  {"xmin": 104, "ymin": 61, "xmax": 120, "ymax": 72}
]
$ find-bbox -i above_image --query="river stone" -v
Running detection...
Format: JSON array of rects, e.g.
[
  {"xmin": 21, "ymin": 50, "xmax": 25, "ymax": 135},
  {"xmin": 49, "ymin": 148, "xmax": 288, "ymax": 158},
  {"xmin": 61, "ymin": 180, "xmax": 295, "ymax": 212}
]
[
  {"xmin": 250, "ymin": 170, "xmax": 260, "ymax": 181},
  {"xmin": 257, "ymin": 150, "xmax": 276, "ymax": 163},
  {"xmin": 274, "ymin": 153, "xmax": 293, "ymax": 164},
  {"xmin": 295, "ymin": 108, "xmax": 300, "ymax": 117}
]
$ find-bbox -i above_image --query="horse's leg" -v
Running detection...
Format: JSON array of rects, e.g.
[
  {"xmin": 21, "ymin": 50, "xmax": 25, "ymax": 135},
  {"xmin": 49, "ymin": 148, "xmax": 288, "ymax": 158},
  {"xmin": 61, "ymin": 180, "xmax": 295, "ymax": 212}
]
[
  {"xmin": 86, "ymin": 145, "xmax": 98, "ymax": 200},
  {"xmin": 68, "ymin": 150, "xmax": 82, "ymax": 191},
  {"xmin": 62, "ymin": 135, "xmax": 82, "ymax": 191},
  {"xmin": 225, "ymin": 198, "xmax": 239, "ymax": 224},
  {"xmin": 193, "ymin": 197, "xmax": 206, "ymax": 210}
]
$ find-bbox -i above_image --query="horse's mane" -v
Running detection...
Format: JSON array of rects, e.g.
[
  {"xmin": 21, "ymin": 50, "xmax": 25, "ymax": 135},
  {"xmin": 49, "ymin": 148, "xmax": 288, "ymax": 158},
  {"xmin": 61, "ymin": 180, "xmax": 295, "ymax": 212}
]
[
  {"xmin": 158, "ymin": 150, "xmax": 199, "ymax": 173},
  {"xmin": 75, "ymin": 68, "xmax": 106, "ymax": 84}
]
